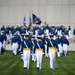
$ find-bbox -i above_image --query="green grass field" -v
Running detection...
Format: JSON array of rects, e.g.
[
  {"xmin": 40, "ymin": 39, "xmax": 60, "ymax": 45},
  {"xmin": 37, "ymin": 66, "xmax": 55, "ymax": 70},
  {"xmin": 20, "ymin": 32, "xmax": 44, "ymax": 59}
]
[{"xmin": 0, "ymin": 51, "xmax": 75, "ymax": 75}]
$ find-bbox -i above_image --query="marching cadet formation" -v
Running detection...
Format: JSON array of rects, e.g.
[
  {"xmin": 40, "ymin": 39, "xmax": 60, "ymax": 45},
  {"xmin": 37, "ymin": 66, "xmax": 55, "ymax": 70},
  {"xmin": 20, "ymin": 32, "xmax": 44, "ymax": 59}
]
[{"xmin": 1, "ymin": 24, "xmax": 74, "ymax": 70}]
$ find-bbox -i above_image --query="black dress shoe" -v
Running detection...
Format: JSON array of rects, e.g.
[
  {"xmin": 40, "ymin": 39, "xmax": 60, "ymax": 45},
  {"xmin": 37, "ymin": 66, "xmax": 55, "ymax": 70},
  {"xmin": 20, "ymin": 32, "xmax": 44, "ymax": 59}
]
[
  {"xmin": 21, "ymin": 59, "xmax": 23, "ymax": 61},
  {"xmin": 37, "ymin": 67, "xmax": 39, "ymax": 70},
  {"xmin": 50, "ymin": 68, "xmax": 54, "ymax": 70},
  {"xmin": 24, "ymin": 67, "xmax": 27, "ymax": 69},
  {"xmin": 13, "ymin": 53, "xmax": 15, "ymax": 55}
]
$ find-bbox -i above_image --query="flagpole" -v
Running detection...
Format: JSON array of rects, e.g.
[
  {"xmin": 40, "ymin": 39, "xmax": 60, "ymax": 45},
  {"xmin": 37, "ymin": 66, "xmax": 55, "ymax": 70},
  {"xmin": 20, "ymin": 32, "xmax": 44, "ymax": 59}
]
[
  {"xmin": 31, "ymin": 10, "xmax": 33, "ymax": 24},
  {"xmin": 29, "ymin": 11, "xmax": 31, "ymax": 26},
  {"xmin": 29, "ymin": 11, "xmax": 30, "ymax": 26},
  {"xmin": 23, "ymin": 12, "xmax": 26, "ymax": 26}
]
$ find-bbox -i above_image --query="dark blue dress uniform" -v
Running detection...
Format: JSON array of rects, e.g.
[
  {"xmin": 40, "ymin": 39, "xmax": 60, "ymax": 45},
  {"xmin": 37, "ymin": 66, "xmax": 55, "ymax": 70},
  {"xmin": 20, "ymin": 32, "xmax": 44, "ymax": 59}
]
[
  {"xmin": 22, "ymin": 34, "xmax": 32, "ymax": 69},
  {"xmin": 22, "ymin": 39, "xmax": 32, "ymax": 49},
  {"xmin": 61, "ymin": 36, "xmax": 69, "ymax": 46},
  {"xmin": 34, "ymin": 36, "xmax": 45, "ymax": 70},
  {"xmin": 21, "ymin": 28, "xmax": 26, "ymax": 34},
  {"xmin": 38, "ymin": 28, "xmax": 44, "ymax": 36},
  {"xmin": 47, "ymin": 39, "xmax": 58, "ymax": 51},
  {"xmin": 12, "ymin": 36, "xmax": 18, "ymax": 43}
]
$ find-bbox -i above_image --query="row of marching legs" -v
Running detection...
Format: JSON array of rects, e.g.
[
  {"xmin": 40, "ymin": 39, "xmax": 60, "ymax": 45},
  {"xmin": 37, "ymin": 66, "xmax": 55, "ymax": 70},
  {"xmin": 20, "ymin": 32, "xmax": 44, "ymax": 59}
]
[
  {"xmin": 0, "ymin": 42, "xmax": 20, "ymax": 55},
  {"xmin": 22, "ymin": 50, "xmax": 56, "ymax": 70},
  {"xmin": 57, "ymin": 44, "xmax": 68, "ymax": 57},
  {"xmin": 22, "ymin": 50, "xmax": 43, "ymax": 70}
]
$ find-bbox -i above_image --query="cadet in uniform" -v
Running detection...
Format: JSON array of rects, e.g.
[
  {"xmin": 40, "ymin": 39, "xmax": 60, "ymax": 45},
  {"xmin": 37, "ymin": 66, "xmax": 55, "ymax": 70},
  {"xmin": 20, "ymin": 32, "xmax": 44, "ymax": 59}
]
[
  {"xmin": 48, "ymin": 34, "xmax": 58, "ymax": 70},
  {"xmin": 1, "ymin": 31, "xmax": 7, "ymax": 52},
  {"xmin": 56, "ymin": 35, "xmax": 62, "ymax": 57},
  {"xmin": 61, "ymin": 35, "xmax": 69, "ymax": 56},
  {"xmin": 11, "ymin": 34, "xmax": 19, "ymax": 55},
  {"xmin": 35, "ymin": 35, "xmax": 45, "ymax": 70},
  {"xmin": 68, "ymin": 26, "xmax": 72, "ymax": 38},
  {"xmin": 22, "ymin": 34, "xmax": 32, "ymax": 69}
]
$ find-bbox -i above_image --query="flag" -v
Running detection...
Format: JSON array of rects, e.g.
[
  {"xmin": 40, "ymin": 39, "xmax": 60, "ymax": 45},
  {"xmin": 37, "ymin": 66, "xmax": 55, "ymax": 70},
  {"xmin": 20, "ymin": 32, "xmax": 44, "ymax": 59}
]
[
  {"xmin": 32, "ymin": 14, "xmax": 42, "ymax": 25},
  {"xmin": 23, "ymin": 16, "xmax": 26, "ymax": 25}
]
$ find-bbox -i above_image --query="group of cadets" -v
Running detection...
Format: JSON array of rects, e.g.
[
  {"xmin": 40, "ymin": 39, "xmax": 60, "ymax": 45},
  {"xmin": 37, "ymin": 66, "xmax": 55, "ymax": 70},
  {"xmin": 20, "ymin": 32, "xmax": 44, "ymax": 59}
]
[{"xmin": 0, "ymin": 24, "xmax": 70, "ymax": 70}]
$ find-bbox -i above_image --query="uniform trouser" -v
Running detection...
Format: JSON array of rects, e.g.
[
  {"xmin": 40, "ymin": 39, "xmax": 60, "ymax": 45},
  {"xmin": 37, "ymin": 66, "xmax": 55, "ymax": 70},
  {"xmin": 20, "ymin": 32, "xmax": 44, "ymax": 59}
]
[
  {"xmin": 21, "ymin": 53, "xmax": 23, "ymax": 60},
  {"xmin": 32, "ymin": 53, "xmax": 36, "ymax": 62},
  {"xmin": 31, "ymin": 48, "xmax": 36, "ymax": 62},
  {"xmin": 69, "ymin": 30, "xmax": 72, "ymax": 38},
  {"xmin": 36, "ymin": 50, "xmax": 43, "ymax": 69},
  {"xmin": 3, "ymin": 40, "xmax": 6, "ymax": 50},
  {"xmin": 57, "ymin": 44, "xmax": 62, "ymax": 57},
  {"xmin": 23, "ymin": 50, "xmax": 30, "ymax": 69},
  {"xmin": 18, "ymin": 43, "xmax": 21, "ymax": 51},
  {"xmin": 49, "ymin": 49, "xmax": 56, "ymax": 69},
  {"xmin": 12, "ymin": 43, "xmax": 18, "ymax": 55},
  {"xmin": 0, "ymin": 42, "xmax": 2, "ymax": 54},
  {"xmin": 6, "ymin": 34, "xmax": 11, "ymax": 43},
  {"xmin": 45, "ymin": 44, "xmax": 48, "ymax": 57},
  {"xmin": 62, "ymin": 44, "xmax": 68, "ymax": 56},
  {"xmin": 58, "ymin": 44, "xmax": 62, "ymax": 53}
]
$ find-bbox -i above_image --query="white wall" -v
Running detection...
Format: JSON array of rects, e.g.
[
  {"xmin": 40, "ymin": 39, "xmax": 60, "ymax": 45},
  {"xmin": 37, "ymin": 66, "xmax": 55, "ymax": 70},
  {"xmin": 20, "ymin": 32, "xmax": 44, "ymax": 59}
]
[{"xmin": 0, "ymin": 0, "xmax": 75, "ymax": 29}]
